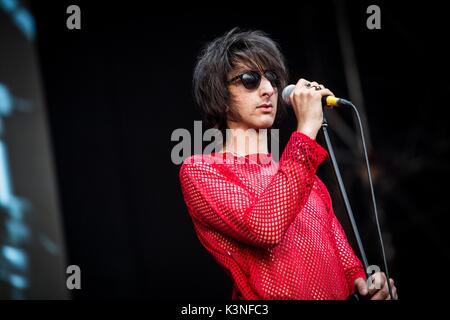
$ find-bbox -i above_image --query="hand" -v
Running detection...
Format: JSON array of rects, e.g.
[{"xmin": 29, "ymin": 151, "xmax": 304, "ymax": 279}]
[
  {"xmin": 290, "ymin": 78, "xmax": 334, "ymax": 140},
  {"xmin": 354, "ymin": 272, "xmax": 398, "ymax": 300}
]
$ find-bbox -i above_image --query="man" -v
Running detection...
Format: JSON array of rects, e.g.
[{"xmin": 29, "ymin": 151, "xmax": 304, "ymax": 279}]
[{"xmin": 179, "ymin": 28, "xmax": 397, "ymax": 300}]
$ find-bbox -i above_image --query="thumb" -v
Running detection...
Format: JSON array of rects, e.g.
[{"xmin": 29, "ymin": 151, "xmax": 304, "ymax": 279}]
[{"xmin": 354, "ymin": 278, "xmax": 368, "ymax": 296}]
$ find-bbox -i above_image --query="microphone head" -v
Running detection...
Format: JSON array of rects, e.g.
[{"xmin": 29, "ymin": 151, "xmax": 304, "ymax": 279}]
[
  {"xmin": 282, "ymin": 84, "xmax": 351, "ymax": 108},
  {"xmin": 282, "ymin": 84, "xmax": 296, "ymax": 106}
]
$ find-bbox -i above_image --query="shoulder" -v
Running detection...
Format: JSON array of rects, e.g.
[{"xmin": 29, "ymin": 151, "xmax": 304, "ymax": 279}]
[
  {"xmin": 180, "ymin": 153, "xmax": 223, "ymax": 168},
  {"xmin": 179, "ymin": 153, "xmax": 224, "ymax": 179}
]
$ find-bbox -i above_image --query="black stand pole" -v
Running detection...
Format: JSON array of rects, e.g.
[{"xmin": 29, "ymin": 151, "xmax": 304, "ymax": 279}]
[{"xmin": 321, "ymin": 115, "xmax": 369, "ymax": 299}]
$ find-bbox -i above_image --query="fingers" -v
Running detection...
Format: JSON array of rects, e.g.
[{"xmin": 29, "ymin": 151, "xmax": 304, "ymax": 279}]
[
  {"xmin": 295, "ymin": 78, "xmax": 311, "ymax": 88},
  {"xmin": 290, "ymin": 78, "xmax": 332, "ymax": 139},
  {"xmin": 310, "ymin": 81, "xmax": 335, "ymax": 97},
  {"xmin": 293, "ymin": 79, "xmax": 334, "ymax": 96},
  {"xmin": 372, "ymin": 286, "xmax": 398, "ymax": 300},
  {"xmin": 367, "ymin": 271, "xmax": 386, "ymax": 296},
  {"xmin": 355, "ymin": 273, "xmax": 398, "ymax": 301},
  {"xmin": 382, "ymin": 277, "xmax": 398, "ymax": 300},
  {"xmin": 290, "ymin": 78, "xmax": 319, "ymax": 105},
  {"xmin": 319, "ymin": 88, "xmax": 334, "ymax": 97},
  {"xmin": 290, "ymin": 78, "xmax": 310, "ymax": 103},
  {"xmin": 390, "ymin": 279, "xmax": 398, "ymax": 300},
  {"xmin": 369, "ymin": 273, "xmax": 399, "ymax": 300},
  {"xmin": 309, "ymin": 81, "xmax": 320, "ymax": 90},
  {"xmin": 371, "ymin": 284, "xmax": 390, "ymax": 300},
  {"xmin": 354, "ymin": 278, "xmax": 368, "ymax": 296}
]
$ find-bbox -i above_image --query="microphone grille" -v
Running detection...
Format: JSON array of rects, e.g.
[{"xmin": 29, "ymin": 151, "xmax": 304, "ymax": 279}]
[{"xmin": 282, "ymin": 84, "xmax": 296, "ymax": 106}]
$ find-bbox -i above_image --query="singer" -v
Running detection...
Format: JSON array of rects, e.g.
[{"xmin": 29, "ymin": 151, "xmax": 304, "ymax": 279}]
[{"xmin": 179, "ymin": 28, "xmax": 397, "ymax": 300}]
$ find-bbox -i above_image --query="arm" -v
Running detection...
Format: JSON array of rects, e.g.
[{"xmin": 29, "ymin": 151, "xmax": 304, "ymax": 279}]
[
  {"xmin": 329, "ymin": 208, "xmax": 367, "ymax": 294},
  {"xmin": 179, "ymin": 131, "xmax": 328, "ymax": 248}
]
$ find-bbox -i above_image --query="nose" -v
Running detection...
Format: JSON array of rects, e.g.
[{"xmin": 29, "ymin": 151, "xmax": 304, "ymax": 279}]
[{"xmin": 259, "ymin": 76, "xmax": 275, "ymax": 98}]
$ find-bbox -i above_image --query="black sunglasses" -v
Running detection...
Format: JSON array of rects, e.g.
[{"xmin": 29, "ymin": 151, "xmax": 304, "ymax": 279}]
[{"xmin": 227, "ymin": 70, "xmax": 279, "ymax": 90}]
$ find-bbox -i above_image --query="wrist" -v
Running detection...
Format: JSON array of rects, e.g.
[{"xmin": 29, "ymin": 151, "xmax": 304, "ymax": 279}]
[{"xmin": 296, "ymin": 126, "xmax": 317, "ymax": 140}]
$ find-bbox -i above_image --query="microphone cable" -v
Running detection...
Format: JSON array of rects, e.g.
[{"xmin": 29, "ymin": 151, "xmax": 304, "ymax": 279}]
[{"xmin": 345, "ymin": 102, "xmax": 394, "ymax": 300}]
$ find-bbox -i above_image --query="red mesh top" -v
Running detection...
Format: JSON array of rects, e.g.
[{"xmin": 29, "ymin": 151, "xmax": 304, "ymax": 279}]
[{"xmin": 179, "ymin": 131, "xmax": 366, "ymax": 300}]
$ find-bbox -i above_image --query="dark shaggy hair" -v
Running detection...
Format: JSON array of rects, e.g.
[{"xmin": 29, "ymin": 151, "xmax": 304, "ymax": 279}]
[{"xmin": 193, "ymin": 28, "xmax": 288, "ymax": 139}]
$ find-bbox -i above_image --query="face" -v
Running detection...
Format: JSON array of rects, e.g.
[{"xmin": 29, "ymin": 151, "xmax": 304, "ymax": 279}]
[{"xmin": 226, "ymin": 63, "xmax": 278, "ymax": 130}]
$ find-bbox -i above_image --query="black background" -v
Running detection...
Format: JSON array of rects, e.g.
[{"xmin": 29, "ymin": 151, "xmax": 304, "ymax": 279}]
[{"xmin": 30, "ymin": 0, "xmax": 449, "ymax": 300}]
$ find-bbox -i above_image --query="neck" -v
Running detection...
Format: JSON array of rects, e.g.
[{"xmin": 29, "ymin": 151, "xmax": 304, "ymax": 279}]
[{"xmin": 220, "ymin": 122, "xmax": 269, "ymax": 156}]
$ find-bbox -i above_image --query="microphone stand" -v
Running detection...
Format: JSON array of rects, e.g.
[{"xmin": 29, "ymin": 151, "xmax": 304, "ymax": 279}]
[{"xmin": 321, "ymin": 115, "xmax": 369, "ymax": 300}]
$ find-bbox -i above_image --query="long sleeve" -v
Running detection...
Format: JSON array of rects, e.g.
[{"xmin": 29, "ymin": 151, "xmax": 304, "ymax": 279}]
[
  {"xmin": 329, "ymin": 208, "xmax": 367, "ymax": 294},
  {"xmin": 179, "ymin": 131, "xmax": 328, "ymax": 248}
]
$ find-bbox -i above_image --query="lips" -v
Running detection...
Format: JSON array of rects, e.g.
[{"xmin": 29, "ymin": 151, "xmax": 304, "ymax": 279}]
[{"xmin": 257, "ymin": 103, "xmax": 273, "ymax": 111}]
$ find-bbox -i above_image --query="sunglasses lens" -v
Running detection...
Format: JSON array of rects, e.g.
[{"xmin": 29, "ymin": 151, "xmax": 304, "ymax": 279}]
[
  {"xmin": 241, "ymin": 72, "xmax": 261, "ymax": 89},
  {"xmin": 265, "ymin": 71, "xmax": 279, "ymax": 88}
]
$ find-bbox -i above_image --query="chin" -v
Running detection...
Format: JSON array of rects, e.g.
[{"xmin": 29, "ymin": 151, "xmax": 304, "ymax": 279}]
[{"xmin": 254, "ymin": 118, "xmax": 275, "ymax": 129}]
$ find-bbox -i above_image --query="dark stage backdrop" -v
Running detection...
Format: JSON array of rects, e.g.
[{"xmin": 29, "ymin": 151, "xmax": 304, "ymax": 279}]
[
  {"xmin": 0, "ymin": 0, "xmax": 68, "ymax": 299},
  {"xmin": 23, "ymin": 1, "xmax": 449, "ymax": 300}
]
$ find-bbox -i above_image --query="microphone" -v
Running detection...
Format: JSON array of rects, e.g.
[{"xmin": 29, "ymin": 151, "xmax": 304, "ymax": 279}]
[{"xmin": 282, "ymin": 84, "xmax": 352, "ymax": 108}]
